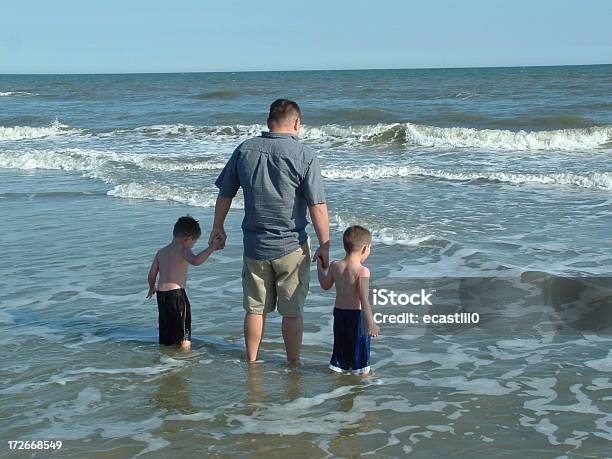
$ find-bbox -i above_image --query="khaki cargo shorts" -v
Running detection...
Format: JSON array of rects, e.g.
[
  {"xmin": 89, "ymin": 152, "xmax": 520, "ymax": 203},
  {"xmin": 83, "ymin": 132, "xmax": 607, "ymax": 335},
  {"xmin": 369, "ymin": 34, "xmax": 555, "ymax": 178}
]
[{"xmin": 242, "ymin": 239, "xmax": 311, "ymax": 317}]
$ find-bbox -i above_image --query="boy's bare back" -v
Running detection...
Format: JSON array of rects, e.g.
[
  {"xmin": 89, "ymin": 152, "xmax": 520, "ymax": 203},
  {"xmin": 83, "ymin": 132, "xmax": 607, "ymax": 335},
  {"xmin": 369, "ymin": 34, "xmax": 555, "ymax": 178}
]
[
  {"xmin": 154, "ymin": 243, "xmax": 191, "ymax": 291},
  {"xmin": 329, "ymin": 259, "xmax": 370, "ymax": 310},
  {"xmin": 147, "ymin": 231, "xmax": 221, "ymax": 299}
]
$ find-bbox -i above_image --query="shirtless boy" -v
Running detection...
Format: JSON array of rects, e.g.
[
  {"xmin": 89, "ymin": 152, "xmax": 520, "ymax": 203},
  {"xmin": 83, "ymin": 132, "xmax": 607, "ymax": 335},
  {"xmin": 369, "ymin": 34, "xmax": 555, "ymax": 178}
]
[
  {"xmin": 147, "ymin": 215, "xmax": 222, "ymax": 350},
  {"xmin": 317, "ymin": 225, "xmax": 380, "ymax": 375}
]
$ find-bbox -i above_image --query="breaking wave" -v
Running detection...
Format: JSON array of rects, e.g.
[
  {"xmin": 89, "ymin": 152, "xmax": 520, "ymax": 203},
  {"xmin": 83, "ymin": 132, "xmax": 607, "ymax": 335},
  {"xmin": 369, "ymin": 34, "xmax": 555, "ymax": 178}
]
[
  {"xmin": 107, "ymin": 182, "xmax": 243, "ymax": 208},
  {"xmin": 0, "ymin": 120, "xmax": 75, "ymax": 141},
  {"xmin": 323, "ymin": 165, "xmax": 612, "ymax": 190},
  {"xmin": 2, "ymin": 121, "xmax": 611, "ymax": 150},
  {"xmin": 0, "ymin": 149, "xmax": 225, "ymax": 174},
  {"xmin": 124, "ymin": 122, "xmax": 612, "ymax": 151}
]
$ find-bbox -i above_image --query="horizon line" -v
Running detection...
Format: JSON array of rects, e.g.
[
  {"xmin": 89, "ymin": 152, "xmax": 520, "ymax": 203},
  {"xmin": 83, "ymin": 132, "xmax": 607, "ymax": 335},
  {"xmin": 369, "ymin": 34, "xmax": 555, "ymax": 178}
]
[{"xmin": 1, "ymin": 62, "xmax": 610, "ymax": 76}]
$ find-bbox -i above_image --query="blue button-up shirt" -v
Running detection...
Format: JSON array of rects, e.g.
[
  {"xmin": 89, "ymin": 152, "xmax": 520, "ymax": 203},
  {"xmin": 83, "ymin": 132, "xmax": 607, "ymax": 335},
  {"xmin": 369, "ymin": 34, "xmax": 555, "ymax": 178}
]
[{"xmin": 215, "ymin": 131, "xmax": 326, "ymax": 260}]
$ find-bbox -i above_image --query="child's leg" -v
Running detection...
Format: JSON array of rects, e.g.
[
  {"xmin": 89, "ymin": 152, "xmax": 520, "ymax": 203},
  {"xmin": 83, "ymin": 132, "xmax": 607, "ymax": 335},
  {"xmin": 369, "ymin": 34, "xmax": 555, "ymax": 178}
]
[{"xmin": 180, "ymin": 291, "xmax": 192, "ymax": 351}]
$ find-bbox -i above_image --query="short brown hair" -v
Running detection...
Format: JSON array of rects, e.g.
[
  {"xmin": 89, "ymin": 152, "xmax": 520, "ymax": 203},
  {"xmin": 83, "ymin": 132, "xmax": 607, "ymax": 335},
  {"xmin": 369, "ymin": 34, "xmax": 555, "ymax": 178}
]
[
  {"xmin": 173, "ymin": 215, "xmax": 201, "ymax": 239},
  {"xmin": 343, "ymin": 225, "xmax": 372, "ymax": 253},
  {"xmin": 267, "ymin": 99, "xmax": 301, "ymax": 127}
]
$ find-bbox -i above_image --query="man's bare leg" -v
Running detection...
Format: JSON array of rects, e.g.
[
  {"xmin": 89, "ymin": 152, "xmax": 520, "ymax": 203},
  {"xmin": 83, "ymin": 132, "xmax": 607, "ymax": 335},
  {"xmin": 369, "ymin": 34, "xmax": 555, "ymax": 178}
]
[
  {"xmin": 180, "ymin": 340, "xmax": 191, "ymax": 351},
  {"xmin": 244, "ymin": 312, "xmax": 265, "ymax": 362},
  {"xmin": 282, "ymin": 316, "xmax": 303, "ymax": 365}
]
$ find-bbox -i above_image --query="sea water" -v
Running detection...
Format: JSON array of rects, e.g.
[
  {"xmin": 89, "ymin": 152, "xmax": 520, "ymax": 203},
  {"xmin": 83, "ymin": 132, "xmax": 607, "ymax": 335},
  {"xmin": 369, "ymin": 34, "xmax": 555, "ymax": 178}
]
[{"xmin": 1, "ymin": 66, "xmax": 611, "ymax": 457}]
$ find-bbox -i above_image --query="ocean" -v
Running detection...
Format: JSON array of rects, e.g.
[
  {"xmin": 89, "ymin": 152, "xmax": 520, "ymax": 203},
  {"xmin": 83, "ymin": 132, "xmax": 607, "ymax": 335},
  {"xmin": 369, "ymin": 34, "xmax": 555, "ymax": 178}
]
[{"xmin": 1, "ymin": 65, "xmax": 611, "ymax": 457}]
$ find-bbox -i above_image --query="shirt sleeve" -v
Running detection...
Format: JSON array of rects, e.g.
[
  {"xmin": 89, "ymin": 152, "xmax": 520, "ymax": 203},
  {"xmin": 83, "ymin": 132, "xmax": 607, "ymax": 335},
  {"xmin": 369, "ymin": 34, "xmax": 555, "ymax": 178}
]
[
  {"xmin": 214, "ymin": 148, "xmax": 240, "ymax": 198},
  {"xmin": 301, "ymin": 154, "xmax": 326, "ymax": 205}
]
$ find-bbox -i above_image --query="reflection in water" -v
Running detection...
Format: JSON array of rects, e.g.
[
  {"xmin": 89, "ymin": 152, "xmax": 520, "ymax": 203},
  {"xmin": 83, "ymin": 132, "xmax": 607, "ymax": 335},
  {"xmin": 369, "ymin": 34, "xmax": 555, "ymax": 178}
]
[
  {"xmin": 246, "ymin": 361, "xmax": 267, "ymax": 403},
  {"xmin": 328, "ymin": 380, "xmax": 376, "ymax": 453},
  {"xmin": 245, "ymin": 362, "xmax": 305, "ymax": 403},
  {"xmin": 153, "ymin": 349, "xmax": 193, "ymax": 413}
]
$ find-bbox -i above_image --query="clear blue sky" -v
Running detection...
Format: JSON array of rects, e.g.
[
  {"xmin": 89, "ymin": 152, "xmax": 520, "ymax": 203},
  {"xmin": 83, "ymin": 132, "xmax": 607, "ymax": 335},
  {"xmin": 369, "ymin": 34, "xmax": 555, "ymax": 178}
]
[{"xmin": 1, "ymin": 0, "xmax": 610, "ymax": 73}]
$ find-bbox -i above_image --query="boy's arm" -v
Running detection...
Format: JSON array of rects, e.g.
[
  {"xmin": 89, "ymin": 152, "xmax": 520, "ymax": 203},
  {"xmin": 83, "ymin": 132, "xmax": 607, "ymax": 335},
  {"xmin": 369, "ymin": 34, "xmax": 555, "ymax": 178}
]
[
  {"xmin": 317, "ymin": 259, "xmax": 334, "ymax": 290},
  {"xmin": 183, "ymin": 244, "xmax": 217, "ymax": 266},
  {"xmin": 357, "ymin": 267, "xmax": 380, "ymax": 337},
  {"xmin": 146, "ymin": 254, "xmax": 159, "ymax": 299}
]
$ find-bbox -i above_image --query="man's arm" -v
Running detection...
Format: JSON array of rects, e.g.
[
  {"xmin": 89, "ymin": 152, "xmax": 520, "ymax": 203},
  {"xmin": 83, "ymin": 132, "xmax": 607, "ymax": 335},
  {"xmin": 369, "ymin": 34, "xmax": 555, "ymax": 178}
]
[
  {"xmin": 357, "ymin": 267, "xmax": 380, "ymax": 337},
  {"xmin": 317, "ymin": 259, "xmax": 334, "ymax": 290},
  {"xmin": 146, "ymin": 254, "xmax": 159, "ymax": 299},
  {"xmin": 208, "ymin": 193, "xmax": 233, "ymax": 247},
  {"xmin": 309, "ymin": 203, "xmax": 330, "ymax": 268}
]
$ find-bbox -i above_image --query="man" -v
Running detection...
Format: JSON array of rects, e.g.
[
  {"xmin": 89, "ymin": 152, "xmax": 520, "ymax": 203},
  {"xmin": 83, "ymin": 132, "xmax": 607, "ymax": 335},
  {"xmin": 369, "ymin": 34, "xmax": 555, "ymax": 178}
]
[{"xmin": 210, "ymin": 99, "xmax": 330, "ymax": 364}]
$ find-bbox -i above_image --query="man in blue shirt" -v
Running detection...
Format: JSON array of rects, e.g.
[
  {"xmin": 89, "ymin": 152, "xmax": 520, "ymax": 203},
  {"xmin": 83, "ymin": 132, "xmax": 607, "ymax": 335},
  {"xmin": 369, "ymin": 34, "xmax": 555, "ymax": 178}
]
[{"xmin": 210, "ymin": 99, "xmax": 330, "ymax": 364}]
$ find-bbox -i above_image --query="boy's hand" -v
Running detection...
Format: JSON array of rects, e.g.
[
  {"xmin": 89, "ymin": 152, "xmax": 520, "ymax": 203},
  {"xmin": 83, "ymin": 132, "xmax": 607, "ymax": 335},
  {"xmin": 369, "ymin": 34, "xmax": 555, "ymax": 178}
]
[
  {"xmin": 316, "ymin": 256, "xmax": 324, "ymax": 269},
  {"xmin": 313, "ymin": 243, "xmax": 329, "ymax": 269},
  {"xmin": 210, "ymin": 236, "xmax": 224, "ymax": 251},
  {"xmin": 146, "ymin": 287, "xmax": 156, "ymax": 299},
  {"xmin": 208, "ymin": 226, "xmax": 226, "ymax": 249},
  {"xmin": 368, "ymin": 322, "xmax": 380, "ymax": 338}
]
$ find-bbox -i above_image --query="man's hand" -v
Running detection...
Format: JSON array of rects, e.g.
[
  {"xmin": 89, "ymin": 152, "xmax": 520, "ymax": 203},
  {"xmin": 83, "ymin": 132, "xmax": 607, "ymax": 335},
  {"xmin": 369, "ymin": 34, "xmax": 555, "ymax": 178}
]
[
  {"xmin": 208, "ymin": 226, "xmax": 226, "ymax": 249},
  {"xmin": 146, "ymin": 287, "xmax": 156, "ymax": 299},
  {"xmin": 313, "ymin": 241, "xmax": 330, "ymax": 269}
]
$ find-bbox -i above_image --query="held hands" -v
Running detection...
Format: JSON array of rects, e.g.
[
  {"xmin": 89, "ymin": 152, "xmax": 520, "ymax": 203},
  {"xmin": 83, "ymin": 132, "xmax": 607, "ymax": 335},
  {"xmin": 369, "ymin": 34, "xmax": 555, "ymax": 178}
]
[
  {"xmin": 313, "ymin": 241, "xmax": 330, "ymax": 269},
  {"xmin": 316, "ymin": 255, "xmax": 326, "ymax": 271},
  {"xmin": 209, "ymin": 236, "xmax": 224, "ymax": 251},
  {"xmin": 208, "ymin": 226, "xmax": 227, "ymax": 250}
]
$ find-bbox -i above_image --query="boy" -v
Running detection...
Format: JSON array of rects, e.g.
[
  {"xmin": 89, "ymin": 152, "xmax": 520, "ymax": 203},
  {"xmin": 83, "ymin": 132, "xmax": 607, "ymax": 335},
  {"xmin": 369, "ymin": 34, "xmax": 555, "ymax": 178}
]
[
  {"xmin": 317, "ymin": 225, "xmax": 380, "ymax": 375},
  {"xmin": 147, "ymin": 215, "xmax": 222, "ymax": 350}
]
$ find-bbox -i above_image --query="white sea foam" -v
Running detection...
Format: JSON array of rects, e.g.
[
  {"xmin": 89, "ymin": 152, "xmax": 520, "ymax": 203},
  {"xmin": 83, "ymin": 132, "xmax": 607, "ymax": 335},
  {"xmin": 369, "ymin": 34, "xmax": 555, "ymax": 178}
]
[
  {"xmin": 132, "ymin": 433, "xmax": 170, "ymax": 457},
  {"xmin": 0, "ymin": 149, "xmax": 113, "ymax": 180},
  {"xmin": 0, "ymin": 120, "xmax": 74, "ymax": 140},
  {"xmin": 301, "ymin": 123, "xmax": 610, "ymax": 150},
  {"xmin": 323, "ymin": 165, "xmax": 612, "ymax": 190},
  {"xmin": 227, "ymin": 388, "xmax": 376, "ymax": 435},
  {"xmin": 331, "ymin": 214, "xmax": 439, "ymax": 246},
  {"xmin": 407, "ymin": 375, "xmax": 519, "ymax": 396},
  {"xmin": 48, "ymin": 358, "xmax": 188, "ymax": 386},
  {"xmin": 585, "ymin": 350, "xmax": 612, "ymax": 372},
  {"xmin": 0, "ymin": 91, "xmax": 36, "ymax": 96},
  {"xmin": 402, "ymin": 123, "xmax": 612, "ymax": 150},
  {"xmin": 107, "ymin": 182, "xmax": 244, "ymax": 208},
  {"xmin": 101, "ymin": 122, "xmax": 612, "ymax": 151},
  {"xmin": 2, "ymin": 120, "xmax": 610, "ymax": 149},
  {"xmin": 0, "ymin": 148, "xmax": 224, "ymax": 174}
]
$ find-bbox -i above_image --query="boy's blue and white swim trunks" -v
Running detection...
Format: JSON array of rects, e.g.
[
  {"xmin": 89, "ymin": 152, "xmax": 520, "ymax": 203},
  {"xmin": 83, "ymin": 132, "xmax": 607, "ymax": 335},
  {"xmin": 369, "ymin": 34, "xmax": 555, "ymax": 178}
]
[{"xmin": 329, "ymin": 307, "xmax": 371, "ymax": 375}]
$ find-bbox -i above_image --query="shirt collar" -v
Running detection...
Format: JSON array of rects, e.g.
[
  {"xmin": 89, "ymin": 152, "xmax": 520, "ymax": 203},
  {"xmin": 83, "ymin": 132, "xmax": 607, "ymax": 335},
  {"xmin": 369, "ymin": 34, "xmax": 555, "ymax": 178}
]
[{"xmin": 261, "ymin": 131, "xmax": 298, "ymax": 140}]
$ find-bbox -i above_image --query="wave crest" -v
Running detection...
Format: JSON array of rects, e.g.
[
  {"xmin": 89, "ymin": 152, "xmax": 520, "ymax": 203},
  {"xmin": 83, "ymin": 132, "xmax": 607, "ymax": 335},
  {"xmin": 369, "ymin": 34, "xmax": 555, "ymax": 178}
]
[
  {"xmin": 2, "ymin": 121, "xmax": 610, "ymax": 150},
  {"xmin": 108, "ymin": 182, "xmax": 243, "ymax": 208},
  {"xmin": 124, "ymin": 122, "xmax": 612, "ymax": 151},
  {"xmin": 323, "ymin": 165, "xmax": 612, "ymax": 190},
  {"xmin": 0, "ymin": 120, "xmax": 73, "ymax": 141},
  {"xmin": 0, "ymin": 149, "xmax": 224, "ymax": 174}
]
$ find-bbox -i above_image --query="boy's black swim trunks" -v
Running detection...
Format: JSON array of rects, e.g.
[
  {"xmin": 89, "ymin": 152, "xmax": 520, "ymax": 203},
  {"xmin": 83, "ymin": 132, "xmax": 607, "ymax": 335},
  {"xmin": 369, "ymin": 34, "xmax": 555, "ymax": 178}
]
[{"xmin": 156, "ymin": 288, "xmax": 191, "ymax": 345}]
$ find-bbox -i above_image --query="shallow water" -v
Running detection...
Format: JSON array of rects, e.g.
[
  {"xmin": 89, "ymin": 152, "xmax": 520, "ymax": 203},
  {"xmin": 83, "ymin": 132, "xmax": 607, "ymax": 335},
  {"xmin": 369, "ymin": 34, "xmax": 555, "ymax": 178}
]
[{"xmin": 1, "ymin": 66, "xmax": 611, "ymax": 457}]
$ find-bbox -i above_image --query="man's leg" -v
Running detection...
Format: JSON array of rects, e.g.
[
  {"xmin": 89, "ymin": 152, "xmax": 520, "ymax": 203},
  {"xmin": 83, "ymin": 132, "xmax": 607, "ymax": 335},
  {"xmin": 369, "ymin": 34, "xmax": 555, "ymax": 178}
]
[
  {"xmin": 282, "ymin": 316, "xmax": 303, "ymax": 364},
  {"xmin": 244, "ymin": 312, "xmax": 266, "ymax": 362},
  {"xmin": 274, "ymin": 240, "xmax": 310, "ymax": 364},
  {"xmin": 242, "ymin": 255, "xmax": 276, "ymax": 362}
]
